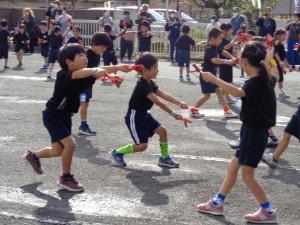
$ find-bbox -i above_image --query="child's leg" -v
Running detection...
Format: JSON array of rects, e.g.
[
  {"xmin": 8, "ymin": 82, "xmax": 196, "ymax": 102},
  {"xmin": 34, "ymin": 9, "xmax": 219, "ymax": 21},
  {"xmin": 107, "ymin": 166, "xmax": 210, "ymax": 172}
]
[
  {"xmin": 155, "ymin": 125, "xmax": 168, "ymax": 159},
  {"xmin": 58, "ymin": 136, "xmax": 76, "ymax": 174},
  {"xmin": 215, "ymin": 87, "xmax": 229, "ymax": 108},
  {"xmin": 195, "ymin": 93, "xmax": 210, "ymax": 108},
  {"xmin": 48, "ymin": 63, "xmax": 55, "ymax": 76},
  {"xmin": 179, "ymin": 67, "xmax": 184, "ymax": 75},
  {"xmin": 19, "ymin": 50, "xmax": 23, "ymax": 63},
  {"xmin": 273, "ymin": 132, "xmax": 291, "ymax": 160},
  {"xmin": 4, "ymin": 58, "xmax": 8, "ymax": 67},
  {"xmin": 80, "ymin": 102, "xmax": 89, "ymax": 122},
  {"xmin": 44, "ymin": 57, "xmax": 48, "ymax": 66},
  {"xmin": 35, "ymin": 142, "xmax": 63, "ymax": 158},
  {"xmin": 278, "ymin": 81, "xmax": 283, "ymax": 91}
]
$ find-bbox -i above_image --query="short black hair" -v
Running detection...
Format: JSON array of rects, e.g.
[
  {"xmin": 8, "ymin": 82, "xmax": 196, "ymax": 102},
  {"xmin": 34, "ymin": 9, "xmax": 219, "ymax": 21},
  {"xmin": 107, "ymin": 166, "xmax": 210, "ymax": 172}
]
[
  {"xmin": 0, "ymin": 19, "xmax": 8, "ymax": 27},
  {"xmin": 39, "ymin": 20, "xmax": 48, "ymax": 26},
  {"xmin": 58, "ymin": 44, "xmax": 86, "ymax": 70},
  {"xmin": 104, "ymin": 24, "xmax": 112, "ymax": 33},
  {"xmin": 19, "ymin": 24, "xmax": 26, "ymax": 29},
  {"xmin": 294, "ymin": 13, "xmax": 300, "ymax": 19},
  {"xmin": 182, "ymin": 25, "xmax": 190, "ymax": 34},
  {"xmin": 208, "ymin": 28, "xmax": 222, "ymax": 40},
  {"xmin": 52, "ymin": 25, "xmax": 61, "ymax": 33},
  {"xmin": 73, "ymin": 26, "xmax": 81, "ymax": 32},
  {"xmin": 141, "ymin": 20, "xmax": 150, "ymax": 28},
  {"xmin": 123, "ymin": 10, "xmax": 130, "ymax": 15},
  {"xmin": 275, "ymin": 29, "xmax": 286, "ymax": 36},
  {"xmin": 91, "ymin": 32, "xmax": 111, "ymax": 47},
  {"xmin": 220, "ymin": 23, "xmax": 232, "ymax": 31},
  {"xmin": 247, "ymin": 30, "xmax": 256, "ymax": 36},
  {"xmin": 135, "ymin": 52, "xmax": 158, "ymax": 70}
]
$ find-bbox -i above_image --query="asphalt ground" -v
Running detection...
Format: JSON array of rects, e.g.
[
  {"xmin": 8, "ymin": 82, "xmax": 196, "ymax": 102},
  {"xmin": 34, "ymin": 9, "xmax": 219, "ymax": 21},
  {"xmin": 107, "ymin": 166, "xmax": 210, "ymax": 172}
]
[{"xmin": 0, "ymin": 53, "xmax": 299, "ymax": 225}]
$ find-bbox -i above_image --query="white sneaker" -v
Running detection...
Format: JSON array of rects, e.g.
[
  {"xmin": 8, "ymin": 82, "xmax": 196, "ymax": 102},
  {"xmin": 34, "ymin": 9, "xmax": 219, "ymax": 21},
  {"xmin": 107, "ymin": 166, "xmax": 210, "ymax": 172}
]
[
  {"xmin": 262, "ymin": 153, "xmax": 278, "ymax": 169},
  {"xmin": 279, "ymin": 91, "xmax": 290, "ymax": 99},
  {"xmin": 189, "ymin": 111, "xmax": 205, "ymax": 118},
  {"xmin": 225, "ymin": 96, "xmax": 237, "ymax": 104},
  {"xmin": 224, "ymin": 109, "xmax": 238, "ymax": 118}
]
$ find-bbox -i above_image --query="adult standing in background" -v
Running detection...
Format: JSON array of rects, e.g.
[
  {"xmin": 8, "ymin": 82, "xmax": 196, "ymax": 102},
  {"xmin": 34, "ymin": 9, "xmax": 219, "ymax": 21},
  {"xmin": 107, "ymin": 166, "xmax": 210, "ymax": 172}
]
[
  {"xmin": 205, "ymin": 16, "xmax": 221, "ymax": 36},
  {"xmin": 56, "ymin": 6, "xmax": 72, "ymax": 33},
  {"xmin": 135, "ymin": 4, "xmax": 154, "ymax": 31},
  {"xmin": 165, "ymin": 12, "xmax": 181, "ymax": 64},
  {"xmin": 119, "ymin": 11, "xmax": 134, "ymax": 62},
  {"xmin": 46, "ymin": 0, "xmax": 62, "ymax": 27},
  {"xmin": 230, "ymin": 7, "xmax": 248, "ymax": 35},
  {"xmin": 18, "ymin": 8, "xmax": 36, "ymax": 53},
  {"xmin": 256, "ymin": 7, "xmax": 276, "ymax": 37},
  {"xmin": 286, "ymin": 13, "xmax": 300, "ymax": 69},
  {"xmin": 99, "ymin": 10, "xmax": 114, "ymax": 32}
]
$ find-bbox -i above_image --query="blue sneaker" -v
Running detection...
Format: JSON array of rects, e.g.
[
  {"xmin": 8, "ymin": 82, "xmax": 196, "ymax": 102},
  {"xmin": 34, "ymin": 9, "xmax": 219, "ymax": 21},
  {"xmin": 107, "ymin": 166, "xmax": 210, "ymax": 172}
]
[
  {"xmin": 40, "ymin": 65, "xmax": 48, "ymax": 70},
  {"xmin": 111, "ymin": 149, "xmax": 126, "ymax": 167},
  {"xmin": 78, "ymin": 123, "xmax": 97, "ymax": 136},
  {"xmin": 158, "ymin": 156, "xmax": 180, "ymax": 168}
]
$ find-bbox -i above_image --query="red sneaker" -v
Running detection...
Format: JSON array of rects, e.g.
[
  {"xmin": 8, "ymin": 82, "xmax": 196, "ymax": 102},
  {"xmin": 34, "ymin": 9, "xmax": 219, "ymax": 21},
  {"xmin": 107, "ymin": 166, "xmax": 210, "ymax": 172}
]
[
  {"xmin": 197, "ymin": 199, "xmax": 224, "ymax": 216},
  {"xmin": 244, "ymin": 208, "xmax": 277, "ymax": 224},
  {"xmin": 58, "ymin": 174, "xmax": 84, "ymax": 192},
  {"xmin": 24, "ymin": 150, "xmax": 43, "ymax": 174}
]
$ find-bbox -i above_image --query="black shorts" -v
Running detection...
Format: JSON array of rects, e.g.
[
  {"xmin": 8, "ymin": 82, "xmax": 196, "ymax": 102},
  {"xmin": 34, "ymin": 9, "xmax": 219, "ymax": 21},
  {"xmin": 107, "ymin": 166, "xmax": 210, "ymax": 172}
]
[
  {"xmin": 235, "ymin": 124, "xmax": 269, "ymax": 168},
  {"xmin": 103, "ymin": 50, "xmax": 118, "ymax": 66},
  {"xmin": 125, "ymin": 109, "xmax": 161, "ymax": 144},
  {"xmin": 285, "ymin": 106, "xmax": 300, "ymax": 141},
  {"xmin": 80, "ymin": 89, "xmax": 93, "ymax": 103},
  {"xmin": 43, "ymin": 108, "xmax": 73, "ymax": 144},
  {"xmin": 48, "ymin": 48, "xmax": 60, "ymax": 63},
  {"xmin": 0, "ymin": 44, "xmax": 9, "ymax": 59},
  {"xmin": 219, "ymin": 64, "xmax": 233, "ymax": 83},
  {"xmin": 199, "ymin": 70, "xmax": 217, "ymax": 94},
  {"xmin": 15, "ymin": 44, "xmax": 26, "ymax": 53},
  {"xmin": 41, "ymin": 45, "xmax": 49, "ymax": 58},
  {"xmin": 177, "ymin": 49, "xmax": 190, "ymax": 67}
]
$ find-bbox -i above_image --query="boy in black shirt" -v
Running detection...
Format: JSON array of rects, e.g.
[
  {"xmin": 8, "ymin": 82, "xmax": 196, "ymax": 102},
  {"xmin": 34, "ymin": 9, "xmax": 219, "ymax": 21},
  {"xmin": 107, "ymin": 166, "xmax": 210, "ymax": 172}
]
[
  {"xmin": 111, "ymin": 53, "xmax": 191, "ymax": 168},
  {"xmin": 38, "ymin": 21, "xmax": 49, "ymax": 71},
  {"xmin": 67, "ymin": 26, "xmax": 83, "ymax": 45},
  {"xmin": 137, "ymin": 20, "xmax": 152, "ymax": 53},
  {"xmin": 78, "ymin": 33, "xmax": 110, "ymax": 136},
  {"xmin": 14, "ymin": 24, "xmax": 29, "ymax": 67},
  {"xmin": 0, "ymin": 19, "xmax": 10, "ymax": 69},
  {"xmin": 103, "ymin": 24, "xmax": 118, "ymax": 65},
  {"xmin": 24, "ymin": 44, "xmax": 129, "ymax": 192},
  {"xmin": 175, "ymin": 25, "xmax": 195, "ymax": 81}
]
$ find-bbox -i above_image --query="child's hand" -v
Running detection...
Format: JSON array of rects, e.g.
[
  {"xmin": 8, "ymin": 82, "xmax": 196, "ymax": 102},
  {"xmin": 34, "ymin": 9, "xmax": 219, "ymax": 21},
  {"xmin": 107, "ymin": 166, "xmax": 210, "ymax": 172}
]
[
  {"xmin": 93, "ymin": 69, "xmax": 108, "ymax": 79},
  {"xmin": 202, "ymin": 72, "xmax": 217, "ymax": 84},
  {"xmin": 179, "ymin": 102, "xmax": 189, "ymax": 109},
  {"xmin": 117, "ymin": 64, "xmax": 130, "ymax": 72},
  {"xmin": 175, "ymin": 114, "xmax": 183, "ymax": 120}
]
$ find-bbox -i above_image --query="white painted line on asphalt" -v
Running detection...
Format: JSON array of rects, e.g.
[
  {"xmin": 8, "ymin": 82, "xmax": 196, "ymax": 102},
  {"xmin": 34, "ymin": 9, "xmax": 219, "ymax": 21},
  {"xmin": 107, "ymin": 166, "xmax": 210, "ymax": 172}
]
[
  {"xmin": 0, "ymin": 75, "xmax": 46, "ymax": 81},
  {"xmin": 0, "ymin": 96, "xmax": 46, "ymax": 104}
]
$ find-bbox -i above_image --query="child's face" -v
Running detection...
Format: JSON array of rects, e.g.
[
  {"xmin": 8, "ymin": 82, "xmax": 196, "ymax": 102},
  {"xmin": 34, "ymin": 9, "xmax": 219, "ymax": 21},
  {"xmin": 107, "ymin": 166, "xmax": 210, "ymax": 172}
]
[
  {"xmin": 39, "ymin": 25, "xmax": 47, "ymax": 31},
  {"xmin": 67, "ymin": 52, "xmax": 88, "ymax": 71},
  {"xmin": 143, "ymin": 63, "xmax": 158, "ymax": 79},
  {"xmin": 93, "ymin": 45, "xmax": 107, "ymax": 54},
  {"xmin": 210, "ymin": 35, "xmax": 222, "ymax": 46},
  {"xmin": 279, "ymin": 33, "xmax": 286, "ymax": 42},
  {"xmin": 141, "ymin": 25, "xmax": 149, "ymax": 32},
  {"xmin": 73, "ymin": 29, "xmax": 80, "ymax": 36},
  {"xmin": 19, "ymin": 28, "xmax": 25, "ymax": 33}
]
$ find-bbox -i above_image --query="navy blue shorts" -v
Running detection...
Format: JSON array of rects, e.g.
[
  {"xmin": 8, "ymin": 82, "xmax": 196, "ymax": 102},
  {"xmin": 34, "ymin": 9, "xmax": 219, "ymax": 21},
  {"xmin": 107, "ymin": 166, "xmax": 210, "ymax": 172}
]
[
  {"xmin": 177, "ymin": 49, "xmax": 190, "ymax": 67},
  {"xmin": 48, "ymin": 48, "xmax": 60, "ymax": 63},
  {"xmin": 41, "ymin": 45, "xmax": 49, "ymax": 58},
  {"xmin": 219, "ymin": 64, "xmax": 233, "ymax": 83},
  {"xmin": 235, "ymin": 124, "xmax": 269, "ymax": 168},
  {"xmin": 285, "ymin": 106, "xmax": 300, "ymax": 141},
  {"xmin": 15, "ymin": 44, "xmax": 26, "ymax": 53},
  {"xmin": 80, "ymin": 89, "xmax": 93, "ymax": 103},
  {"xmin": 43, "ymin": 108, "xmax": 73, "ymax": 144},
  {"xmin": 103, "ymin": 50, "xmax": 118, "ymax": 66},
  {"xmin": 125, "ymin": 109, "xmax": 161, "ymax": 144},
  {"xmin": 199, "ymin": 72, "xmax": 217, "ymax": 94},
  {"xmin": 0, "ymin": 44, "xmax": 9, "ymax": 59}
]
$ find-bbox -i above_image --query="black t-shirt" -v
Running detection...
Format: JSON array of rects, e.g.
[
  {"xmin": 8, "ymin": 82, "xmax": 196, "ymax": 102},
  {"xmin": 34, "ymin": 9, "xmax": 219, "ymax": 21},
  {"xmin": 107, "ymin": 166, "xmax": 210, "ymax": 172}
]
[
  {"xmin": 240, "ymin": 76, "xmax": 276, "ymax": 128},
  {"xmin": 38, "ymin": 31, "xmax": 48, "ymax": 47},
  {"xmin": 219, "ymin": 37, "xmax": 233, "ymax": 58},
  {"xmin": 80, "ymin": 48, "xmax": 99, "ymax": 89},
  {"xmin": 202, "ymin": 45, "xmax": 222, "ymax": 73},
  {"xmin": 67, "ymin": 36, "xmax": 83, "ymax": 45},
  {"xmin": 129, "ymin": 77, "xmax": 158, "ymax": 111},
  {"xmin": 0, "ymin": 29, "xmax": 10, "ymax": 46},
  {"xmin": 14, "ymin": 32, "xmax": 29, "ymax": 45},
  {"xmin": 48, "ymin": 34, "xmax": 64, "ymax": 49},
  {"xmin": 46, "ymin": 69, "xmax": 88, "ymax": 114},
  {"xmin": 138, "ymin": 31, "xmax": 152, "ymax": 51},
  {"xmin": 104, "ymin": 34, "xmax": 116, "ymax": 53},
  {"xmin": 175, "ymin": 34, "xmax": 195, "ymax": 51},
  {"xmin": 274, "ymin": 42, "xmax": 286, "ymax": 61}
]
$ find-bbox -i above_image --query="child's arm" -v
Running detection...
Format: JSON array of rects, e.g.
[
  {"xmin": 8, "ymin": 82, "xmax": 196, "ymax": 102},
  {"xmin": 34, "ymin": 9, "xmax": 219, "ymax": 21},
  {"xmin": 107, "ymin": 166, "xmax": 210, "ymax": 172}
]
[
  {"xmin": 156, "ymin": 89, "xmax": 188, "ymax": 108},
  {"xmin": 211, "ymin": 57, "xmax": 236, "ymax": 65},
  {"xmin": 101, "ymin": 64, "xmax": 129, "ymax": 74},
  {"xmin": 222, "ymin": 36, "xmax": 239, "ymax": 51},
  {"xmin": 221, "ymin": 50, "xmax": 235, "ymax": 60},
  {"xmin": 147, "ymin": 93, "xmax": 183, "ymax": 120},
  {"xmin": 274, "ymin": 52, "xmax": 285, "ymax": 70},
  {"xmin": 72, "ymin": 68, "xmax": 107, "ymax": 80},
  {"xmin": 202, "ymin": 72, "xmax": 245, "ymax": 97}
]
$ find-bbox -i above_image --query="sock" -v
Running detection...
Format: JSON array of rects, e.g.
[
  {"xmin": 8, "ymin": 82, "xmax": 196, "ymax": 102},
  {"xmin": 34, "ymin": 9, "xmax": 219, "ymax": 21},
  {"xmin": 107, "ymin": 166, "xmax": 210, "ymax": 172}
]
[
  {"xmin": 63, "ymin": 173, "xmax": 71, "ymax": 178},
  {"xmin": 212, "ymin": 192, "xmax": 226, "ymax": 205},
  {"xmin": 116, "ymin": 144, "xmax": 134, "ymax": 155},
  {"xmin": 32, "ymin": 152, "xmax": 39, "ymax": 160},
  {"xmin": 260, "ymin": 201, "xmax": 275, "ymax": 214},
  {"xmin": 4, "ymin": 58, "xmax": 8, "ymax": 66},
  {"xmin": 224, "ymin": 106, "xmax": 230, "ymax": 112},
  {"xmin": 81, "ymin": 121, "xmax": 87, "ymax": 126},
  {"xmin": 160, "ymin": 142, "xmax": 169, "ymax": 160},
  {"xmin": 269, "ymin": 135, "xmax": 278, "ymax": 142}
]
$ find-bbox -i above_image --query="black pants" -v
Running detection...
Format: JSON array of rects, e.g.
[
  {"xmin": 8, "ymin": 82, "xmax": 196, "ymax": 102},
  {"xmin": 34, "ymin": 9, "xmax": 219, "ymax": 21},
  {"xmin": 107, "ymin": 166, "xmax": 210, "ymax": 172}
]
[
  {"xmin": 120, "ymin": 38, "xmax": 134, "ymax": 61},
  {"xmin": 103, "ymin": 50, "xmax": 118, "ymax": 66}
]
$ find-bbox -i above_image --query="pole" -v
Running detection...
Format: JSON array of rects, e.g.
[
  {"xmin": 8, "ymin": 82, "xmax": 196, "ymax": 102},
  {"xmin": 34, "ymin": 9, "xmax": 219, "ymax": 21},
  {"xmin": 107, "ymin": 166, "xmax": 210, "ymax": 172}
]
[
  {"xmin": 166, "ymin": 0, "xmax": 169, "ymax": 19},
  {"xmin": 138, "ymin": 0, "xmax": 141, "ymax": 13}
]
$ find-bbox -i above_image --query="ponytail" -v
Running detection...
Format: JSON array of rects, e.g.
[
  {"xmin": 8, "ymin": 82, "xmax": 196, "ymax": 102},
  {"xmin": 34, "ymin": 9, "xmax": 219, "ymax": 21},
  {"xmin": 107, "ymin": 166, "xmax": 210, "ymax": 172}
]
[{"xmin": 258, "ymin": 60, "xmax": 269, "ymax": 82}]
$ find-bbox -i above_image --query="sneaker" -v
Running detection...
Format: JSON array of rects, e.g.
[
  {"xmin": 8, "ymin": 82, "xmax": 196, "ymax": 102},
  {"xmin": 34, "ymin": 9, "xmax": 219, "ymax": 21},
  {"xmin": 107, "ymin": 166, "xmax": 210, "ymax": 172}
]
[
  {"xmin": 40, "ymin": 65, "xmax": 48, "ymax": 70},
  {"xmin": 179, "ymin": 75, "xmax": 183, "ymax": 81},
  {"xmin": 278, "ymin": 91, "xmax": 290, "ymax": 99},
  {"xmin": 189, "ymin": 111, "xmax": 205, "ymax": 119},
  {"xmin": 58, "ymin": 174, "xmax": 84, "ymax": 192},
  {"xmin": 186, "ymin": 75, "xmax": 191, "ymax": 81},
  {"xmin": 111, "ymin": 149, "xmax": 126, "ymax": 167},
  {"xmin": 262, "ymin": 153, "xmax": 278, "ymax": 169},
  {"xmin": 78, "ymin": 123, "xmax": 97, "ymax": 136},
  {"xmin": 229, "ymin": 139, "xmax": 240, "ymax": 149},
  {"xmin": 158, "ymin": 156, "xmax": 179, "ymax": 168},
  {"xmin": 224, "ymin": 109, "xmax": 239, "ymax": 118},
  {"xmin": 197, "ymin": 199, "xmax": 224, "ymax": 216},
  {"xmin": 225, "ymin": 96, "xmax": 237, "ymax": 104},
  {"xmin": 267, "ymin": 137, "xmax": 278, "ymax": 148},
  {"xmin": 23, "ymin": 150, "xmax": 43, "ymax": 175},
  {"xmin": 4, "ymin": 66, "xmax": 9, "ymax": 69},
  {"xmin": 244, "ymin": 208, "xmax": 277, "ymax": 224},
  {"xmin": 17, "ymin": 62, "xmax": 22, "ymax": 67},
  {"xmin": 47, "ymin": 75, "xmax": 52, "ymax": 80}
]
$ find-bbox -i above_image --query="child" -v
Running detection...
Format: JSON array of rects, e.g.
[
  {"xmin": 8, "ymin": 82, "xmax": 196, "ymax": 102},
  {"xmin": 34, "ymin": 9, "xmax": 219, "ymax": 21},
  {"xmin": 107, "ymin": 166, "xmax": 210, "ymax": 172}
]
[
  {"xmin": 111, "ymin": 53, "xmax": 189, "ymax": 168},
  {"xmin": 47, "ymin": 25, "xmax": 64, "ymax": 80},
  {"xmin": 0, "ymin": 19, "xmax": 10, "ymax": 69},
  {"xmin": 67, "ymin": 26, "xmax": 83, "ymax": 45},
  {"xmin": 219, "ymin": 23, "xmax": 239, "ymax": 103},
  {"xmin": 137, "ymin": 20, "xmax": 152, "ymax": 53},
  {"xmin": 175, "ymin": 24, "xmax": 195, "ymax": 81},
  {"xmin": 273, "ymin": 29, "xmax": 292, "ymax": 99},
  {"xmin": 262, "ymin": 104, "xmax": 300, "ymax": 169},
  {"xmin": 197, "ymin": 41, "xmax": 277, "ymax": 224},
  {"xmin": 103, "ymin": 24, "xmax": 118, "ymax": 66},
  {"xmin": 13, "ymin": 24, "xmax": 29, "ymax": 67},
  {"xmin": 78, "ymin": 33, "xmax": 111, "ymax": 135},
  {"xmin": 24, "ymin": 43, "xmax": 129, "ymax": 192},
  {"xmin": 38, "ymin": 21, "xmax": 49, "ymax": 71},
  {"xmin": 191, "ymin": 28, "xmax": 238, "ymax": 118}
]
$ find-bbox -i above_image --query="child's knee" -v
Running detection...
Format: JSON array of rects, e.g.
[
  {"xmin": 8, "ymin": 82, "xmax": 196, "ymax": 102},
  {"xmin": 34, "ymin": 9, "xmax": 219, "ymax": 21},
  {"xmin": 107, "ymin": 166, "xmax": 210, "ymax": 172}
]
[
  {"xmin": 158, "ymin": 126, "xmax": 167, "ymax": 138},
  {"xmin": 134, "ymin": 144, "xmax": 148, "ymax": 152},
  {"xmin": 241, "ymin": 168, "xmax": 254, "ymax": 183},
  {"xmin": 204, "ymin": 94, "xmax": 211, "ymax": 100}
]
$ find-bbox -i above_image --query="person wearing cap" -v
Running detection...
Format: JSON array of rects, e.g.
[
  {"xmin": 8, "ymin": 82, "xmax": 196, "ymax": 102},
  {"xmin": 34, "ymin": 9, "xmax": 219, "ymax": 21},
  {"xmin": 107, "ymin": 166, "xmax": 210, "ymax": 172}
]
[
  {"xmin": 230, "ymin": 7, "xmax": 248, "ymax": 35},
  {"xmin": 205, "ymin": 16, "xmax": 221, "ymax": 36},
  {"xmin": 256, "ymin": 7, "xmax": 276, "ymax": 37}
]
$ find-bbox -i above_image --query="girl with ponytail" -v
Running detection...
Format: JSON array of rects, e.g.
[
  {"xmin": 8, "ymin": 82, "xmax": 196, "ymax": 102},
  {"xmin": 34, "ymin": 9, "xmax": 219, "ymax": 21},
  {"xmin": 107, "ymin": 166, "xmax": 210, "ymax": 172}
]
[{"xmin": 196, "ymin": 41, "xmax": 277, "ymax": 224}]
